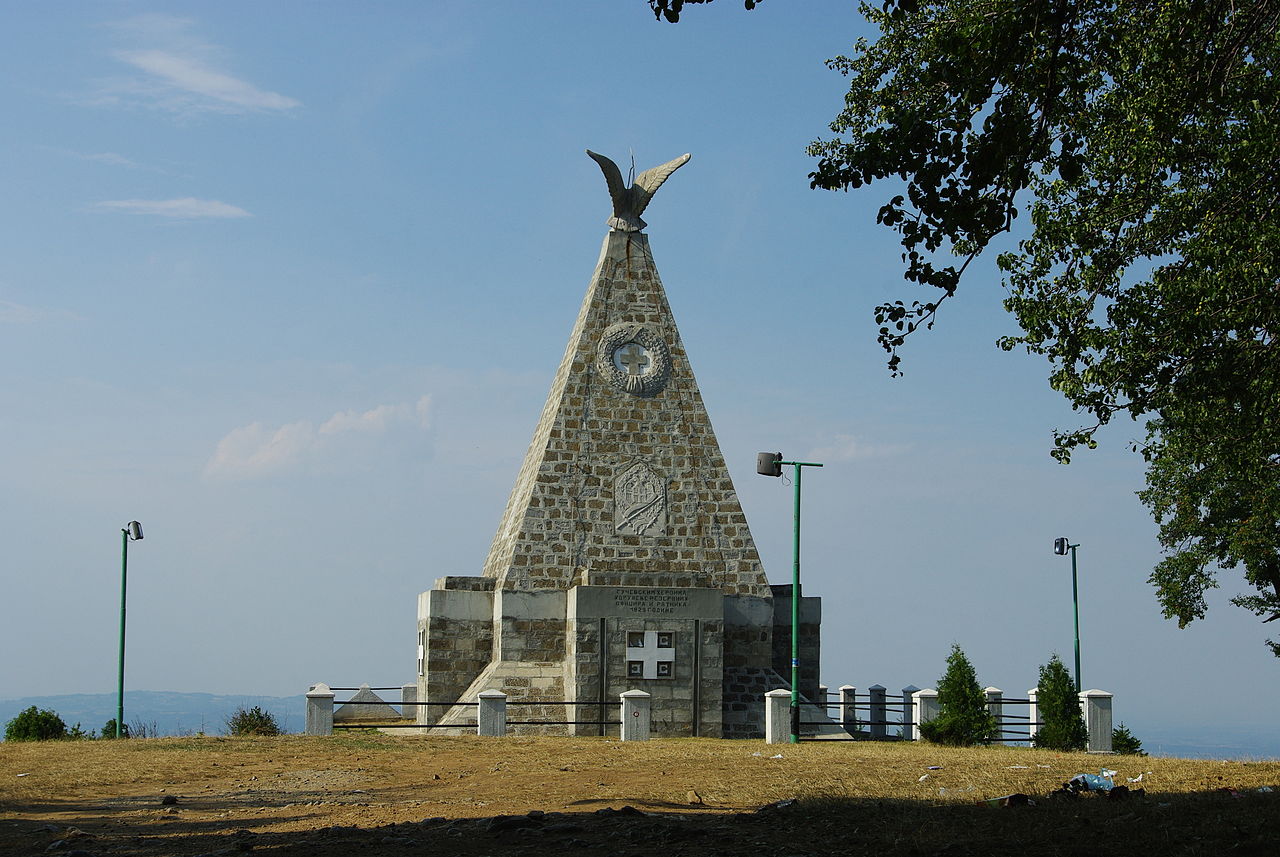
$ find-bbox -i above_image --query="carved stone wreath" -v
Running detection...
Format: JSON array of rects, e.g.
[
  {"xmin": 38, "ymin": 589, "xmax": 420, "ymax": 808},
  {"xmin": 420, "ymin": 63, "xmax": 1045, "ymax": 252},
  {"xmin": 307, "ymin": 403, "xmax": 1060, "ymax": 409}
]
[{"xmin": 596, "ymin": 322, "xmax": 671, "ymax": 397}]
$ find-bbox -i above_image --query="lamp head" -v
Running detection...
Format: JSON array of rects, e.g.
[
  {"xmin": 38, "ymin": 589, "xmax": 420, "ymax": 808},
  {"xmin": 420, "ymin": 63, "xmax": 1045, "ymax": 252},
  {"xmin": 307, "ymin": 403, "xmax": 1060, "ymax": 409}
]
[
  {"xmin": 126, "ymin": 521, "xmax": 144, "ymax": 541},
  {"xmin": 756, "ymin": 452, "xmax": 783, "ymax": 477},
  {"xmin": 1053, "ymin": 537, "xmax": 1068, "ymax": 556}
]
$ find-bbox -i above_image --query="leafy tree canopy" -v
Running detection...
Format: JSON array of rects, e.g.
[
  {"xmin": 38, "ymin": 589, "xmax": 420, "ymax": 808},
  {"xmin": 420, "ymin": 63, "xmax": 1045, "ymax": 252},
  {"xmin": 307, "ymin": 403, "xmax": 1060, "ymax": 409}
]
[
  {"xmin": 654, "ymin": 0, "xmax": 1280, "ymax": 653},
  {"xmin": 4, "ymin": 706, "xmax": 67, "ymax": 742},
  {"xmin": 647, "ymin": 0, "xmax": 758, "ymax": 23}
]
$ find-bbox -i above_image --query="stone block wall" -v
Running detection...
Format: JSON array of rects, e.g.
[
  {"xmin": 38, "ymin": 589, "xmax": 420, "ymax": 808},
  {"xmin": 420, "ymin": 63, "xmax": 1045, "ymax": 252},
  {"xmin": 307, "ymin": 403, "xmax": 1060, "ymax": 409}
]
[
  {"xmin": 479, "ymin": 232, "xmax": 773, "ymax": 600},
  {"xmin": 565, "ymin": 614, "xmax": 723, "ymax": 737},
  {"xmin": 416, "ymin": 582, "xmax": 493, "ymax": 725},
  {"xmin": 495, "ymin": 590, "xmax": 567, "ymax": 663}
]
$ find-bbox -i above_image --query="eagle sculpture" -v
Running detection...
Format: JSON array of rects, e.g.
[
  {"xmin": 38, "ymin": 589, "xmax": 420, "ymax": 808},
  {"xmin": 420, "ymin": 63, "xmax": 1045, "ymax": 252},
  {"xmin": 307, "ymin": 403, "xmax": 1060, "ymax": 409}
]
[{"xmin": 587, "ymin": 150, "xmax": 691, "ymax": 232}]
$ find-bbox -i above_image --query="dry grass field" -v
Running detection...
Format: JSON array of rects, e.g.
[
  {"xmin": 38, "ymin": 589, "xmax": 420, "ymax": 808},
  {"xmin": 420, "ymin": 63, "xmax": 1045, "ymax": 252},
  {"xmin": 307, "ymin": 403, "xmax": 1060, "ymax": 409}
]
[{"xmin": 2, "ymin": 733, "xmax": 1277, "ymax": 856}]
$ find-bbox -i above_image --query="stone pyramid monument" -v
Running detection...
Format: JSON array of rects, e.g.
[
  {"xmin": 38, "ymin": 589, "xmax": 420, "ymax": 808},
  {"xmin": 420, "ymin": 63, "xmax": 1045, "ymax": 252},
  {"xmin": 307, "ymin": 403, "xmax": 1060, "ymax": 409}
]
[{"xmin": 415, "ymin": 150, "xmax": 820, "ymax": 737}]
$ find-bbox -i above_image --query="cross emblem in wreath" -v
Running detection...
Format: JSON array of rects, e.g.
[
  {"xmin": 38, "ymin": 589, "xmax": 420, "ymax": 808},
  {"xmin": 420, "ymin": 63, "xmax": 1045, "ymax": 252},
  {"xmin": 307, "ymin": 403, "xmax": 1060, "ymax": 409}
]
[
  {"xmin": 597, "ymin": 323, "xmax": 671, "ymax": 397},
  {"xmin": 614, "ymin": 343, "xmax": 651, "ymax": 376}
]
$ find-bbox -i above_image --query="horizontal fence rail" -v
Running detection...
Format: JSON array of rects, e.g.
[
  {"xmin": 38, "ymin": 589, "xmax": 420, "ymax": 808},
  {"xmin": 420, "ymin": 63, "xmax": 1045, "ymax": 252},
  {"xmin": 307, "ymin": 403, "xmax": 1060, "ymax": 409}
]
[
  {"xmin": 307, "ymin": 685, "xmax": 651, "ymax": 740},
  {"xmin": 312, "ymin": 682, "xmax": 1114, "ymax": 751},
  {"xmin": 791, "ymin": 685, "xmax": 1111, "ymax": 751},
  {"xmin": 332, "ymin": 700, "xmax": 477, "ymax": 707}
]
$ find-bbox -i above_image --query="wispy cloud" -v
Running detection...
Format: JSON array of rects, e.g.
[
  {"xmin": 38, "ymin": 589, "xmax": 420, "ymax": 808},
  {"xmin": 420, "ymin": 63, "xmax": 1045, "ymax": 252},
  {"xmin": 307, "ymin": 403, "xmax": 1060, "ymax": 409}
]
[
  {"xmin": 808, "ymin": 433, "xmax": 910, "ymax": 463},
  {"xmin": 43, "ymin": 146, "xmax": 174, "ymax": 174},
  {"xmin": 114, "ymin": 49, "xmax": 300, "ymax": 113},
  {"xmin": 93, "ymin": 197, "xmax": 251, "ymax": 219},
  {"xmin": 82, "ymin": 151, "xmax": 141, "ymax": 168},
  {"xmin": 93, "ymin": 15, "xmax": 300, "ymax": 116},
  {"xmin": 205, "ymin": 397, "xmax": 432, "ymax": 480},
  {"xmin": 0, "ymin": 299, "xmax": 80, "ymax": 325}
]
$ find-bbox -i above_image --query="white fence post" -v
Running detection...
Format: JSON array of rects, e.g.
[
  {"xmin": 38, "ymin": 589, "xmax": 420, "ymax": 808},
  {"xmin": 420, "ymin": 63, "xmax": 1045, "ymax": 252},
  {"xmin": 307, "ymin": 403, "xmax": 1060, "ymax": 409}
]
[
  {"xmin": 985, "ymin": 687, "xmax": 1004, "ymax": 743},
  {"xmin": 764, "ymin": 689, "xmax": 791, "ymax": 744},
  {"xmin": 305, "ymin": 683, "xmax": 335, "ymax": 736},
  {"xmin": 620, "ymin": 690, "xmax": 651, "ymax": 741},
  {"xmin": 477, "ymin": 689, "xmax": 507, "ymax": 737},
  {"xmin": 900, "ymin": 685, "xmax": 920, "ymax": 741},
  {"xmin": 868, "ymin": 684, "xmax": 887, "ymax": 739},
  {"xmin": 1027, "ymin": 688, "xmax": 1039, "ymax": 744},
  {"xmin": 1080, "ymin": 689, "xmax": 1113, "ymax": 752},
  {"xmin": 912, "ymin": 688, "xmax": 938, "ymax": 740},
  {"xmin": 839, "ymin": 685, "xmax": 858, "ymax": 735}
]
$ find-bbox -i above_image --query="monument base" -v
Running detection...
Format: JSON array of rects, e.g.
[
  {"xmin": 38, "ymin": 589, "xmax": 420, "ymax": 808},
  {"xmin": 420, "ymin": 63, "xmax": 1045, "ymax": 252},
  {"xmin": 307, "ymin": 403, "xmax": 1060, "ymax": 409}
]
[{"xmin": 416, "ymin": 576, "xmax": 822, "ymax": 738}]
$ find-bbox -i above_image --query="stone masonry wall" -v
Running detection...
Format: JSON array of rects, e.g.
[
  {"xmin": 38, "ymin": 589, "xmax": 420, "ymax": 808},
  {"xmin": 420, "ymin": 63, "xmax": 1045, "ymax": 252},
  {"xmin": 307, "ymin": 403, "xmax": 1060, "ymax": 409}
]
[
  {"xmin": 567, "ymin": 615, "xmax": 723, "ymax": 738},
  {"xmin": 479, "ymin": 231, "xmax": 771, "ymax": 599},
  {"xmin": 417, "ymin": 586, "xmax": 493, "ymax": 725}
]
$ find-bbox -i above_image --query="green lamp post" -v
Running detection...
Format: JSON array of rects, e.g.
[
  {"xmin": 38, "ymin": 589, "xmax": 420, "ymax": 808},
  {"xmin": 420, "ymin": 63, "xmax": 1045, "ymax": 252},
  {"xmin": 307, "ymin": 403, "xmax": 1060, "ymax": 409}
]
[
  {"xmin": 118, "ymin": 521, "xmax": 144, "ymax": 738},
  {"xmin": 1052, "ymin": 536, "xmax": 1082, "ymax": 692},
  {"xmin": 757, "ymin": 452, "xmax": 823, "ymax": 743}
]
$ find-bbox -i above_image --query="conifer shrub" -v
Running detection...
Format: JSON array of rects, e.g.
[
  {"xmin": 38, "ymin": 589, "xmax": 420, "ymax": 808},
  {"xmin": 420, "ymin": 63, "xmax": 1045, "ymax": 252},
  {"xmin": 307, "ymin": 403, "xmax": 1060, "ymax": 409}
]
[
  {"xmin": 226, "ymin": 705, "xmax": 281, "ymax": 736},
  {"xmin": 101, "ymin": 718, "xmax": 131, "ymax": 739},
  {"xmin": 918, "ymin": 644, "xmax": 997, "ymax": 746},
  {"xmin": 1033, "ymin": 654, "xmax": 1088, "ymax": 751},
  {"xmin": 65, "ymin": 722, "xmax": 92, "ymax": 740},
  {"xmin": 4, "ymin": 706, "xmax": 68, "ymax": 741},
  {"xmin": 1112, "ymin": 722, "xmax": 1147, "ymax": 755}
]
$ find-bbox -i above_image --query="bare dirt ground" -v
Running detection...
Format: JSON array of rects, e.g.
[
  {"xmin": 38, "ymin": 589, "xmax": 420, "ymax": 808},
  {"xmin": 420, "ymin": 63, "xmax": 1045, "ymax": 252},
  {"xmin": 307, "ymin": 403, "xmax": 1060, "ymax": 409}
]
[{"xmin": 2, "ymin": 734, "xmax": 1277, "ymax": 856}]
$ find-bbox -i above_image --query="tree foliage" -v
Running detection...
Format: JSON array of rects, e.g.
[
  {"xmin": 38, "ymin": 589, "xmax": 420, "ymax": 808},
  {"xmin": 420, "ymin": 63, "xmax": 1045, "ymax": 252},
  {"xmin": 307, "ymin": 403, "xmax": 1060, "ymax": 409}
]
[
  {"xmin": 4, "ymin": 706, "xmax": 67, "ymax": 741},
  {"xmin": 1033, "ymin": 655, "xmax": 1088, "ymax": 751},
  {"xmin": 918, "ymin": 644, "xmax": 996, "ymax": 746},
  {"xmin": 647, "ymin": 0, "xmax": 758, "ymax": 23},
  {"xmin": 654, "ymin": 0, "xmax": 1280, "ymax": 652}
]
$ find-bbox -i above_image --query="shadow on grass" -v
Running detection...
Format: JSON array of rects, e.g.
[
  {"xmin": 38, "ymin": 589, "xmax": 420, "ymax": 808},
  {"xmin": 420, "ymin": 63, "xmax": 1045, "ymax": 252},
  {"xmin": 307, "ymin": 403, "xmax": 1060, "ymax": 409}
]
[{"xmin": 3, "ymin": 788, "xmax": 1275, "ymax": 856}]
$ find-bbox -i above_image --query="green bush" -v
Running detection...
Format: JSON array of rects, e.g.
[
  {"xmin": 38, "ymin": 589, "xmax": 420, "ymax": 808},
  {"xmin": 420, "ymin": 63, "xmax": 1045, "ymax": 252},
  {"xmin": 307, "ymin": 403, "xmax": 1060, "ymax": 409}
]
[
  {"xmin": 101, "ymin": 718, "xmax": 131, "ymax": 739},
  {"xmin": 1112, "ymin": 722, "xmax": 1147, "ymax": 755},
  {"xmin": 226, "ymin": 705, "xmax": 281, "ymax": 736},
  {"xmin": 4, "ymin": 706, "xmax": 68, "ymax": 742},
  {"xmin": 918, "ymin": 644, "xmax": 997, "ymax": 746},
  {"xmin": 1033, "ymin": 654, "xmax": 1088, "ymax": 751}
]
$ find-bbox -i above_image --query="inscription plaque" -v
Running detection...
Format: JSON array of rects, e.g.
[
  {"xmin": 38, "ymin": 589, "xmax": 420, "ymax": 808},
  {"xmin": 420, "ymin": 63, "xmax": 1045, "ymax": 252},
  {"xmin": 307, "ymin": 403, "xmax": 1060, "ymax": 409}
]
[{"xmin": 611, "ymin": 588, "xmax": 691, "ymax": 615}]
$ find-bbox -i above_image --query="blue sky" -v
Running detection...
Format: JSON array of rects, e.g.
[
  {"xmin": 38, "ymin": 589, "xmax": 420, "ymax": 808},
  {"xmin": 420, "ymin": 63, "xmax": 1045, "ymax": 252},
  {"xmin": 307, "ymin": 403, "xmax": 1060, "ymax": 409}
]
[{"xmin": 2, "ymin": 1, "xmax": 1274, "ymax": 750}]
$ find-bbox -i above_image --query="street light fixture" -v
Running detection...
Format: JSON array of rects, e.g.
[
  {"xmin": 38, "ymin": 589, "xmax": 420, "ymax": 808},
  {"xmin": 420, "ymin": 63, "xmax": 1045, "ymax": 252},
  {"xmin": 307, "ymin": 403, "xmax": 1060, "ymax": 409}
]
[
  {"xmin": 1052, "ymin": 536, "xmax": 1082, "ymax": 692},
  {"xmin": 118, "ymin": 521, "xmax": 144, "ymax": 738},
  {"xmin": 757, "ymin": 452, "xmax": 823, "ymax": 743}
]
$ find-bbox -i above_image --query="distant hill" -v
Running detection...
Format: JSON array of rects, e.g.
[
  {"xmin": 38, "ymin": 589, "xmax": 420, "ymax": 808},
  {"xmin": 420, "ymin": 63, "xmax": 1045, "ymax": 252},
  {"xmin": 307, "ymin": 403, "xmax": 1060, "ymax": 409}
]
[
  {"xmin": 0, "ymin": 691, "xmax": 306, "ymax": 738},
  {"xmin": 1141, "ymin": 723, "xmax": 1280, "ymax": 760}
]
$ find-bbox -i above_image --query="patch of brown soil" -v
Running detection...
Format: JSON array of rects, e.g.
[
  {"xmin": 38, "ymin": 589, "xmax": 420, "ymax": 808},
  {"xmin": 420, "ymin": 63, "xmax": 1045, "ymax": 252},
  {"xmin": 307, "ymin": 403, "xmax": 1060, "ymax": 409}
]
[{"xmin": 2, "ymin": 735, "xmax": 1276, "ymax": 856}]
